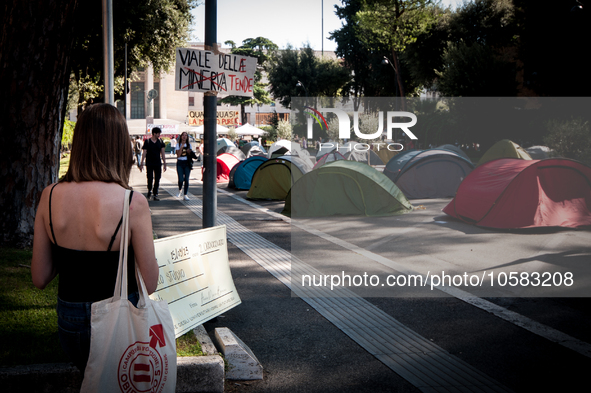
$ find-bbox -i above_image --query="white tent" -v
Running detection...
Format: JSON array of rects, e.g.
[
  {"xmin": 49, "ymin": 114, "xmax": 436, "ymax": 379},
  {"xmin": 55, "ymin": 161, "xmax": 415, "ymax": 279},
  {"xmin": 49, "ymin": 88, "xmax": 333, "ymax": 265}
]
[
  {"xmin": 268, "ymin": 140, "xmax": 294, "ymax": 157},
  {"xmin": 193, "ymin": 124, "xmax": 230, "ymax": 135},
  {"xmin": 235, "ymin": 123, "xmax": 267, "ymax": 136}
]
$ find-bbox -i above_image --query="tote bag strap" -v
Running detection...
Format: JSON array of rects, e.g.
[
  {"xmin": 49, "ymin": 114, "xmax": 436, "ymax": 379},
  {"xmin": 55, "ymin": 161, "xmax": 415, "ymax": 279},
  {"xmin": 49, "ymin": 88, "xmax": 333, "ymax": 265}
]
[
  {"xmin": 135, "ymin": 267, "xmax": 150, "ymax": 309},
  {"xmin": 113, "ymin": 189, "xmax": 132, "ymax": 301}
]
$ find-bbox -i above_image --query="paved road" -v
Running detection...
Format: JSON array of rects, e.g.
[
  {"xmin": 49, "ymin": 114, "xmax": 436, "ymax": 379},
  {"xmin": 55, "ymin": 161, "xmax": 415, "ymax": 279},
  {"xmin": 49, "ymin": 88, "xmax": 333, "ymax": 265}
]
[{"xmin": 131, "ymin": 157, "xmax": 591, "ymax": 393}]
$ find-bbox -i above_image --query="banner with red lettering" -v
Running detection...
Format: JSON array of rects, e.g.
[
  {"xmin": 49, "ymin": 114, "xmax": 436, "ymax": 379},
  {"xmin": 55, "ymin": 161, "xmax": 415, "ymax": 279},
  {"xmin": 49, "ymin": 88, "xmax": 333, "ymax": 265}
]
[
  {"xmin": 175, "ymin": 48, "xmax": 257, "ymax": 97},
  {"xmin": 187, "ymin": 110, "xmax": 239, "ymax": 127}
]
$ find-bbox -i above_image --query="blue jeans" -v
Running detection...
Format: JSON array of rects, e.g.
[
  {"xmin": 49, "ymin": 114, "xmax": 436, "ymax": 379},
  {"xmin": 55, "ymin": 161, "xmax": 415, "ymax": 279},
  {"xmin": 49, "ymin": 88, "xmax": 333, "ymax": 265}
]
[
  {"xmin": 177, "ymin": 160, "xmax": 191, "ymax": 195},
  {"xmin": 57, "ymin": 292, "xmax": 139, "ymax": 373}
]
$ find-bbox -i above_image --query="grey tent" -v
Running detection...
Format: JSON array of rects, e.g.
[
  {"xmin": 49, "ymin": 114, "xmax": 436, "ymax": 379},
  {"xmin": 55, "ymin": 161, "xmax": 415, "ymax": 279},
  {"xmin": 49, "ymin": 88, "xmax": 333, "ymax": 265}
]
[
  {"xmin": 437, "ymin": 144, "xmax": 471, "ymax": 161},
  {"xmin": 344, "ymin": 149, "xmax": 383, "ymax": 166},
  {"xmin": 217, "ymin": 145, "xmax": 246, "ymax": 161},
  {"xmin": 241, "ymin": 141, "xmax": 267, "ymax": 158},
  {"xmin": 384, "ymin": 148, "xmax": 474, "ymax": 198}
]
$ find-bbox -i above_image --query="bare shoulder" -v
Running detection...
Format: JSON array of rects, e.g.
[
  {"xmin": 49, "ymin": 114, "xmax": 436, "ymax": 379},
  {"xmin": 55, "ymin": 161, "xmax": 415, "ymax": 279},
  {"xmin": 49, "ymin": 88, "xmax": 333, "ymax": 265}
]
[
  {"xmin": 130, "ymin": 190, "xmax": 150, "ymax": 212},
  {"xmin": 37, "ymin": 182, "xmax": 58, "ymax": 208}
]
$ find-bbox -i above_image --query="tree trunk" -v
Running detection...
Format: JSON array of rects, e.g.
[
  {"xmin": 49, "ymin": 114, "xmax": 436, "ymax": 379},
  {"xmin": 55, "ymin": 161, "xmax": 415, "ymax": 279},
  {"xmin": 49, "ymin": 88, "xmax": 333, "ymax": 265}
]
[
  {"xmin": 391, "ymin": 49, "xmax": 406, "ymax": 112},
  {"xmin": 0, "ymin": 0, "xmax": 80, "ymax": 247},
  {"xmin": 391, "ymin": 49, "xmax": 405, "ymax": 98},
  {"xmin": 241, "ymin": 103, "xmax": 247, "ymax": 125}
]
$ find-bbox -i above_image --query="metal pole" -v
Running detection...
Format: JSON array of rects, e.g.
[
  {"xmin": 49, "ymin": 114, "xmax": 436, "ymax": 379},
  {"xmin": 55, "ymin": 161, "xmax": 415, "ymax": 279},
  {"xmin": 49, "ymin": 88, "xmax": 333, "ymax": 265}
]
[
  {"xmin": 321, "ymin": 0, "xmax": 324, "ymax": 57},
  {"xmin": 102, "ymin": 0, "xmax": 114, "ymax": 105},
  {"xmin": 203, "ymin": 0, "xmax": 217, "ymax": 228}
]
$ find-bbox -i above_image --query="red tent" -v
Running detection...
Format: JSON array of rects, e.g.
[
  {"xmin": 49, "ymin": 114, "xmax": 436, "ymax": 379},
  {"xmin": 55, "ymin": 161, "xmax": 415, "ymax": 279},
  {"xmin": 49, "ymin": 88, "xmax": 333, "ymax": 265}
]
[
  {"xmin": 202, "ymin": 153, "xmax": 241, "ymax": 183},
  {"xmin": 443, "ymin": 158, "xmax": 591, "ymax": 229}
]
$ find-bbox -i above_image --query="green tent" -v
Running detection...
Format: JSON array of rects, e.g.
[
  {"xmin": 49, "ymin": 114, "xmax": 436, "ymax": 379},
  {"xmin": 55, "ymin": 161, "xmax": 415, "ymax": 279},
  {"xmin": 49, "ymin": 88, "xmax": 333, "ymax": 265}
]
[
  {"xmin": 478, "ymin": 139, "xmax": 532, "ymax": 166},
  {"xmin": 285, "ymin": 160, "xmax": 413, "ymax": 217},
  {"xmin": 246, "ymin": 156, "xmax": 311, "ymax": 200}
]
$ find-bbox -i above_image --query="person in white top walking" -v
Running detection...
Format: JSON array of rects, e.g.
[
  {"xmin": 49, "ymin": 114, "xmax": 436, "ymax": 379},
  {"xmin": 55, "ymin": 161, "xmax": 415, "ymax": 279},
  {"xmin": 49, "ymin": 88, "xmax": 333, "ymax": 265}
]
[{"xmin": 169, "ymin": 136, "xmax": 177, "ymax": 157}]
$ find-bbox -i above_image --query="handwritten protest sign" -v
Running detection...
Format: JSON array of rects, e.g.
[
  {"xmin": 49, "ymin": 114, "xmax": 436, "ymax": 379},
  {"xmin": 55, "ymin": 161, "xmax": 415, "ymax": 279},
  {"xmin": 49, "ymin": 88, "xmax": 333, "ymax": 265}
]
[
  {"xmin": 175, "ymin": 48, "xmax": 257, "ymax": 97},
  {"xmin": 150, "ymin": 226, "xmax": 241, "ymax": 338},
  {"xmin": 188, "ymin": 110, "xmax": 239, "ymax": 126}
]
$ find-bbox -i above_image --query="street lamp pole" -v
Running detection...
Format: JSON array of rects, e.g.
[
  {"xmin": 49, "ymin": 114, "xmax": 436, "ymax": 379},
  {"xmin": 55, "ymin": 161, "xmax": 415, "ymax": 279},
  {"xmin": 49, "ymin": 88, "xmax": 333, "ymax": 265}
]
[
  {"xmin": 382, "ymin": 55, "xmax": 401, "ymax": 141},
  {"xmin": 381, "ymin": 56, "xmax": 398, "ymax": 98},
  {"xmin": 203, "ymin": 0, "xmax": 218, "ymax": 228},
  {"xmin": 102, "ymin": 0, "xmax": 114, "ymax": 105},
  {"xmin": 296, "ymin": 80, "xmax": 310, "ymax": 139},
  {"xmin": 296, "ymin": 80, "xmax": 308, "ymax": 100}
]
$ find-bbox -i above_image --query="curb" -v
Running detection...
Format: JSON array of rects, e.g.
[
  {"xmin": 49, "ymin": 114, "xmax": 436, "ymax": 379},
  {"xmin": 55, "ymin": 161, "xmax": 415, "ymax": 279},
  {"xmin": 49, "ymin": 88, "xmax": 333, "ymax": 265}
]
[{"xmin": 0, "ymin": 355, "xmax": 224, "ymax": 393}]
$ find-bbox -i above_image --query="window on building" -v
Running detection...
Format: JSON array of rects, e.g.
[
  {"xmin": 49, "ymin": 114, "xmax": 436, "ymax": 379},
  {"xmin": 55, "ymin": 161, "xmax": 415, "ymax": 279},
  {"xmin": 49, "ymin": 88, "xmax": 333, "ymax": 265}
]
[
  {"xmin": 189, "ymin": 96, "xmax": 195, "ymax": 107},
  {"xmin": 116, "ymin": 100, "xmax": 125, "ymax": 116},
  {"xmin": 130, "ymin": 82, "xmax": 145, "ymax": 119}
]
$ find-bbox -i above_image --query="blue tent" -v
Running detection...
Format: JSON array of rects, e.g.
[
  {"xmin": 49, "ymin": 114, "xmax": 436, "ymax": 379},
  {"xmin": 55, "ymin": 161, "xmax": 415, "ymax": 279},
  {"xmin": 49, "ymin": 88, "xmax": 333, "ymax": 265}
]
[{"xmin": 229, "ymin": 155, "xmax": 268, "ymax": 190}]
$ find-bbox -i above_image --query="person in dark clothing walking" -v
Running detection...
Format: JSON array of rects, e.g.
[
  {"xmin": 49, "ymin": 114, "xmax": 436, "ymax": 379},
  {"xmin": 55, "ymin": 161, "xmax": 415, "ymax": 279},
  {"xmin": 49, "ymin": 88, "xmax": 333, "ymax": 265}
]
[{"xmin": 139, "ymin": 127, "xmax": 167, "ymax": 201}]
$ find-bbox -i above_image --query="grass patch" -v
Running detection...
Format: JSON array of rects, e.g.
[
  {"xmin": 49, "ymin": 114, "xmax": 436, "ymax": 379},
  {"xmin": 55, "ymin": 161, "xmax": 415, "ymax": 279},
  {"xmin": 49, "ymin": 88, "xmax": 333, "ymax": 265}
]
[
  {"xmin": 0, "ymin": 247, "xmax": 66, "ymax": 367},
  {"xmin": 59, "ymin": 154, "xmax": 70, "ymax": 179},
  {"xmin": 176, "ymin": 330, "xmax": 205, "ymax": 357},
  {"xmin": 0, "ymin": 247, "xmax": 203, "ymax": 367}
]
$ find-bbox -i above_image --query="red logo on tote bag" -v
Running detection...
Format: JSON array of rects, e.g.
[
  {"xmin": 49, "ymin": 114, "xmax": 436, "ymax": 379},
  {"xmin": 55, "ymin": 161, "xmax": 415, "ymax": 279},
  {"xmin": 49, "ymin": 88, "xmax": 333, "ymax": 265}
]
[{"xmin": 118, "ymin": 325, "xmax": 170, "ymax": 393}]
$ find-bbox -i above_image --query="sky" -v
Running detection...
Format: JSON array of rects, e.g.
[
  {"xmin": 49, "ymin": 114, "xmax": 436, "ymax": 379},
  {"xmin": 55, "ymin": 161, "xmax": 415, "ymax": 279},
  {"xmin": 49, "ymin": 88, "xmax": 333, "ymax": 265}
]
[{"xmin": 190, "ymin": 0, "xmax": 464, "ymax": 52}]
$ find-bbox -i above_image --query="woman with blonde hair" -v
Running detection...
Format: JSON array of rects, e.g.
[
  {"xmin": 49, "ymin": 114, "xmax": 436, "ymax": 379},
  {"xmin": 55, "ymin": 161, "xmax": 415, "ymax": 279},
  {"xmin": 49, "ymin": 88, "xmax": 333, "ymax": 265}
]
[{"xmin": 31, "ymin": 103, "xmax": 159, "ymax": 373}]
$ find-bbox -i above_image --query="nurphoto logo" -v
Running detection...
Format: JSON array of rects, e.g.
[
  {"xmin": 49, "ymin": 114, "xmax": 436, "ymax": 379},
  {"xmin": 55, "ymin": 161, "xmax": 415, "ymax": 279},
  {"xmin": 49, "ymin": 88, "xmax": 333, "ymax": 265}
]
[{"xmin": 303, "ymin": 103, "xmax": 418, "ymax": 152}]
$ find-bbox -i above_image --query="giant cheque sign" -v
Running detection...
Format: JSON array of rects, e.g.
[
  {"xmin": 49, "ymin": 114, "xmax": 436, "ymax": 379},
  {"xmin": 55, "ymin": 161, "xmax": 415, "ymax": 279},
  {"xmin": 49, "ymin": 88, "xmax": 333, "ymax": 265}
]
[
  {"xmin": 175, "ymin": 48, "xmax": 257, "ymax": 97},
  {"xmin": 149, "ymin": 226, "xmax": 241, "ymax": 338}
]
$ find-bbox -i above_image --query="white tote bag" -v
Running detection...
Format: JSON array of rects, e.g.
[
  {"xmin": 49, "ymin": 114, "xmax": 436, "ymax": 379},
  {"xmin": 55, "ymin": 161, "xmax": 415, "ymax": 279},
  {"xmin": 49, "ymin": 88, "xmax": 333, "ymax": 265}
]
[{"xmin": 81, "ymin": 190, "xmax": 176, "ymax": 393}]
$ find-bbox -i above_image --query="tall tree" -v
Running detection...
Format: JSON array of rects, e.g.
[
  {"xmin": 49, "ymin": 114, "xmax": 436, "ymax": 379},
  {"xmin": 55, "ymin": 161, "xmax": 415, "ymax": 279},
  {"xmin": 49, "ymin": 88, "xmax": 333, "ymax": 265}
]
[
  {"xmin": 330, "ymin": 0, "xmax": 399, "ymax": 104},
  {"xmin": 0, "ymin": 0, "xmax": 80, "ymax": 247},
  {"xmin": 218, "ymin": 37, "xmax": 278, "ymax": 125},
  {"xmin": 400, "ymin": 3, "xmax": 451, "ymax": 90},
  {"xmin": 435, "ymin": 0, "xmax": 518, "ymax": 96},
  {"xmin": 355, "ymin": 0, "xmax": 437, "ymax": 97},
  {"xmin": 265, "ymin": 45, "xmax": 351, "ymax": 108},
  {"xmin": 0, "ymin": 0, "xmax": 197, "ymax": 247}
]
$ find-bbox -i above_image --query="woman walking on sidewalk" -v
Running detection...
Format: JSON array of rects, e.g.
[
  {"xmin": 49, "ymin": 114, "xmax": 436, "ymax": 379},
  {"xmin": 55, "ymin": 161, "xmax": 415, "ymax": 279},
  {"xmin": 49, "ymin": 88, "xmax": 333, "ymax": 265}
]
[
  {"xmin": 31, "ymin": 103, "xmax": 159, "ymax": 373},
  {"xmin": 176, "ymin": 132, "xmax": 194, "ymax": 200}
]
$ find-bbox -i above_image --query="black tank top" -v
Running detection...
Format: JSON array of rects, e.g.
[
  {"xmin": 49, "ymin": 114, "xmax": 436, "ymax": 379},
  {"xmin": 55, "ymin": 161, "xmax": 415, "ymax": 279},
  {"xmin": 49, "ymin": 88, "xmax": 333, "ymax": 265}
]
[{"xmin": 49, "ymin": 184, "xmax": 139, "ymax": 302}]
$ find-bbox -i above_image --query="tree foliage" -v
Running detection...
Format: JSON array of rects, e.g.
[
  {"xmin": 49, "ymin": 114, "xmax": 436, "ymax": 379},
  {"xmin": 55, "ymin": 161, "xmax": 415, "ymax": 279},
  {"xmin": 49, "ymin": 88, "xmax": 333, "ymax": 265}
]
[
  {"xmin": 265, "ymin": 45, "xmax": 351, "ymax": 108},
  {"xmin": 330, "ymin": 0, "xmax": 436, "ymax": 101},
  {"xmin": 544, "ymin": 118, "xmax": 591, "ymax": 166},
  {"xmin": 218, "ymin": 37, "xmax": 278, "ymax": 124},
  {"xmin": 355, "ymin": 0, "xmax": 438, "ymax": 97},
  {"xmin": 435, "ymin": 40, "xmax": 517, "ymax": 96},
  {"xmin": 434, "ymin": 0, "xmax": 518, "ymax": 96},
  {"xmin": 70, "ymin": 0, "xmax": 198, "ymax": 109},
  {"xmin": 276, "ymin": 120, "xmax": 293, "ymax": 141}
]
